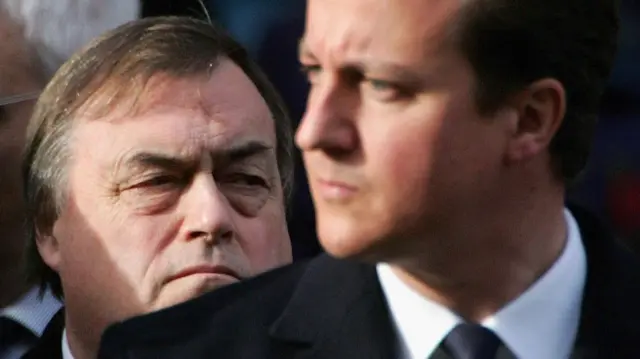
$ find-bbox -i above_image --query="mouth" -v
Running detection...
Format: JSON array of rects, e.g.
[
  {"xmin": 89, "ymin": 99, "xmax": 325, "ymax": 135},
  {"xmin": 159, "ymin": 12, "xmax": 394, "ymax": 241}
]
[
  {"xmin": 165, "ymin": 265, "xmax": 241, "ymax": 284},
  {"xmin": 315, "ymin": 178, "xmax": 358, "ymax": 200}
]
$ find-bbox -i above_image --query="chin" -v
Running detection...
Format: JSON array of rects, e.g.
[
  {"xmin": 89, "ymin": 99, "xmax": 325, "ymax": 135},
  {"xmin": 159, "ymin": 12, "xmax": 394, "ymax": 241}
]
[
  {"xmin": 154, "ymin": 275, "xmax": 239, "ymax": 310},
  {"xmin": 317, "ymin": 215, "xmax": 392, "ymax": 263}
]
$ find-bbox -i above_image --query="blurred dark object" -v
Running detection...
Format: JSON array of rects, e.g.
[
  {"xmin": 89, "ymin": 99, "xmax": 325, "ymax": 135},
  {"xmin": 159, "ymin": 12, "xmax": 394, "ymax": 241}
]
[
  {"xmin": 606, "ymin": 0, "xmax": 640, "ymax": 101},
  {"xmin": 256, "ymin": 16, "xmax": 321, "ymax": 260},
  {"xmin": 568, "ymin": 0, "xmax": 640, "ymax": 253},
  {"xmin": 569, "ymin": 115, "xmax": 640, "ymax": 254},
  {"xmin": 601, "ymin": 88, "xmax": 640, "ymax": 116},
  {"xmin": 607, "ymin": 172, "xmax": 640, "ymax": 232},
  {"xmin": 141, "ymin": 0, "xmax": 208, "ymax": 19},
  {"xmin": 206, "ymin": 1, "xmax": 306, "ymax": 58}
]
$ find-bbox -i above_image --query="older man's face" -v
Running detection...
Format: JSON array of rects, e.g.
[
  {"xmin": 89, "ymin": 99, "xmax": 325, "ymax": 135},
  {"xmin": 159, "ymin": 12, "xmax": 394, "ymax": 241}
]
[
  {"xmin": 0, "ymin": 10, "xmax": 41, "ymax": 295},
  {"xmin": 40, "ymin": 59, "xmax": 292, "ymax": 328}
]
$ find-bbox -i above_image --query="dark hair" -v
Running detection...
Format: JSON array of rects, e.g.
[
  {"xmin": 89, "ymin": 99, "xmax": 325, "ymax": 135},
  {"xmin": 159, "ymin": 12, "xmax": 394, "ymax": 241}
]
[
  {"xmin": 457, "ymin": 0, "xmax": 619, "ymax": 181},
  {"xmin": 23, "ymin": 16, "xmax": 294, "ymax": 298}
]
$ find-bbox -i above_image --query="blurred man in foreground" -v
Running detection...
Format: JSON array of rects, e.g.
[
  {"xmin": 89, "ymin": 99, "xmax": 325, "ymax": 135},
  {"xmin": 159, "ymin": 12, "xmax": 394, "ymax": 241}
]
[
  {"xmin": 22, "ymin": 16, "xmax": 293, "ymax": 359},
  {"xmin": 0, "ymin": 1, "xmax": 138, "ymax": 357},
  {"xmin": 99, "ymin": 0, "xmax": 640, "ymax": 358}
]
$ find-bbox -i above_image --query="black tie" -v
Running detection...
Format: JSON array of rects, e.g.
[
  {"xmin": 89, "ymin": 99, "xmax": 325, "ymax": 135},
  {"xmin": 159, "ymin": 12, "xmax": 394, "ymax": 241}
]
[
  {"xmin": 443, "ymin": 323, "xmax": 501, "ymax": 359},
  {"xmin": 0, "ymin": 316, "xmax": 37, "ymax": 352}
]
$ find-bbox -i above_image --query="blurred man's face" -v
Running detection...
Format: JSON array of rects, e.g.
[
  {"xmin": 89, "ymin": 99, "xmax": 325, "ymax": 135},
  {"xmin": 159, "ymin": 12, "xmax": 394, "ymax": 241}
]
[
  {"xmin": 2, "ymin": 0, "xmax": 140, "ymax": 77},
  {"xmin": 298, "ymin": 0, "xmax": 512, "ymax": 262},
  {"xmin": 40, "ymin": 60, "xmax": 292, "ymax": 331},
  {"xmin": 0, "ymin": 0, "xmax": 138, "ymax": 305},
  {"xmin": 0, "ymin": 10, "xmax": 41, "ymax": 297}
]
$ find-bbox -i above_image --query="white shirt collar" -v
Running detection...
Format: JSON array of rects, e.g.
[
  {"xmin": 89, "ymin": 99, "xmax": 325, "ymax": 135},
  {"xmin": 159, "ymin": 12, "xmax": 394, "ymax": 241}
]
[
  {"xmin": 0, "ymin": 286, "xmax": 62, "ymax": 337},
  {"xmin": 378, "ymin": 208, "xmax": 587, "ymax": 359},
  {"xmin": 62, "ymin": 329, "xmax": 75, "ymax": 359}
]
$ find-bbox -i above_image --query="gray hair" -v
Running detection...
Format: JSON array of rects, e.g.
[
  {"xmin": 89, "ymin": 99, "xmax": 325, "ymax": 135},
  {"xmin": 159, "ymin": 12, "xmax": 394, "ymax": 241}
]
[
  {"xmin": 23, "ymin": 16, "xmax": 294, "ymax": 299},
  {"xmin": 1, "ymin": 0, "xmax": 140, "ymax": 78}
]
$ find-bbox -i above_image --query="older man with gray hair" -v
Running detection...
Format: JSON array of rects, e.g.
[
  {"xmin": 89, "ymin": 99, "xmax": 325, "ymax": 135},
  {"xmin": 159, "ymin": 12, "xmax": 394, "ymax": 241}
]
[
  {"xmin": 0, "ymin": 1, "xmax": 139, "ymax": 358},
  {"xmin": 22, "ymin": 14, "xmax": 294, "ymax": 359}
]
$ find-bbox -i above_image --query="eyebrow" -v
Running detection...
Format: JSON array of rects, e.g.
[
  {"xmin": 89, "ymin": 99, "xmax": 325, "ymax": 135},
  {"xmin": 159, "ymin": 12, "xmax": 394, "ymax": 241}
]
[
  {"xmin": 298, "ymin": 38, "xmax": 315, "ymax": 60},
  {"xmin": 122, "ymin": 140, "xmax": 274, "ymax": 172},
  {"xmin": 359, "ymin": 62, "xmax": 426, "ymax": 84},
  {"xmin": 216, "ymin": 140, "xmax": 273, "ymax": 164},
  {"xmin": 298, "ymin": 38, "xmax": 426, "ymax": 85}
]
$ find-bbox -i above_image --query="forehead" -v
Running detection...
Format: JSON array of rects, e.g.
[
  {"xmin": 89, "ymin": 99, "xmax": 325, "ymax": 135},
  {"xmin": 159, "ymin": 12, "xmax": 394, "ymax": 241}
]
[
  {"xmin": 73, "ymin": 59, "xmax": 276, "ymax": 157},
  {"xmin": 303, "ymin": 0, "xmax": 462, "ymax": 64}
]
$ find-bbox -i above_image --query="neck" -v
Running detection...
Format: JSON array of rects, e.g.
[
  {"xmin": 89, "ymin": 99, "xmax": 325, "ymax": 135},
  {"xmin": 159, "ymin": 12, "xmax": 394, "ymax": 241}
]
[
  {"xmin": 65, "ymin": 314, "xmax": 99, "ymax": 359},
  {"xmin": 390, "ymin": 179, "xmax": 567, "ymax": 322}
]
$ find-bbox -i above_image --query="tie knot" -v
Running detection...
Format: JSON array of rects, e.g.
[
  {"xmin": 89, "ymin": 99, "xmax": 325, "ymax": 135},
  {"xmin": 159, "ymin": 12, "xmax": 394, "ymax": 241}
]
[{"xmin": 443, "ymin": 323, "xmax": 502, "ymax": 359}]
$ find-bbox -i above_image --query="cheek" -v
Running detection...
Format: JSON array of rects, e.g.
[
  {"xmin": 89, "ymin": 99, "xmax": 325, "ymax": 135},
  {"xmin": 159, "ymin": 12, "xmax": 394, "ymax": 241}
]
[
  {"xmin": 235, "ymin": 205, "xmax": 291, "ymax": 274},
  {"xmin": 54, "ymin": 207, "xmax": 165, "ymax": 329},
  {"xmin": 362, "ymin": 107, "xmax": 444, "ymax": 195},
  {"xmin": 55, "ymin": 207, "xmax": 132, "ymax": 301},
  {"xmin": 66, "ymin": 187, "xmax": 169, "ymax": 288},
  {"xmin": 369, "ymin": 132, "xmax": 442, "ymax": 223},
  {"xmin": 361, "ymin": 98, "xmax": 491, "ymax": 217}
]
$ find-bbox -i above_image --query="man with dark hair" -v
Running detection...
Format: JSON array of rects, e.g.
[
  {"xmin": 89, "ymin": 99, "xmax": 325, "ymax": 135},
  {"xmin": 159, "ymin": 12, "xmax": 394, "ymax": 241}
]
[
  {"xmin": 0, "ymin": 1, "xmax": 138, "ymax": 358},
  {"xmin": 99, "ymin": 0, "xmax": 640, "ymax": 358},
  {"xmin": 21, "ymin": 16, "xmax": 293, "ymax": 359}
]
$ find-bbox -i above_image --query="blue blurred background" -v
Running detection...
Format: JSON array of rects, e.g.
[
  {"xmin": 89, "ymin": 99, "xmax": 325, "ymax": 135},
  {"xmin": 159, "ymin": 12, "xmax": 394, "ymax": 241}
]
[{"xmin": 144, "ymin": 0, "xmax": 640, "ymax": 256}]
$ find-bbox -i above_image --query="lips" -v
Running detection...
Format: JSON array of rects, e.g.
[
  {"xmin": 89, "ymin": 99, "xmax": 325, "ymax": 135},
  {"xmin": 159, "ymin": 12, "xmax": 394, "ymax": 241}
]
[
  {"xmin": 318, "ymin": 179, "xmax": 357, "ymax": 190},
  {"xmin": 164, "ymin": 265, "xmax": 240, "ymax": 284},
  {"xmin": 315, "ymin": 178, "xmax": 358, "ymax": 201}
]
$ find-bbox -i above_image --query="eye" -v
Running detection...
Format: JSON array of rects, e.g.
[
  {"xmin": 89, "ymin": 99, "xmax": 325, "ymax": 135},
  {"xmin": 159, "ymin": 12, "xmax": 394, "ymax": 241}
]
[
  {"xmin": 221, "ymin": 173, "xmax": 271, "ymax": 217},
  {"xmin": 369, "ymin": 79, "xmax": 393, "ymax": 91},
  {"xmin": 364, "ymin": 78, "xmax": 411, "ymax": 102},
  {"xmin": 118, "ymin": 173, "xmax": 186, "ymax": 214},
  {"xmin": 129, "ymin": 175, "xmax": 183, "ymax": 190},
  {"xmin": 300, "ymin": 64, "xmax": 322, "ymax": 84},
  {"xmin": 227, "ymin": 174, "xmax": 268, "ymax": 188}
]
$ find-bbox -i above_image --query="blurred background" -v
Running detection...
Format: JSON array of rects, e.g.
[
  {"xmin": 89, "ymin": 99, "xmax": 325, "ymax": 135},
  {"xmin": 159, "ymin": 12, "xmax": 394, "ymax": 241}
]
[{"xmin": 145, "ymin": 0, "xmax": 640, "ymax": 257}]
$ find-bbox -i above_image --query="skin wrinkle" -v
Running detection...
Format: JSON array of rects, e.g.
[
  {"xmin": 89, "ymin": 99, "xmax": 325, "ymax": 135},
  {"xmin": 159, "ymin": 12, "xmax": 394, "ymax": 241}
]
[
  {"xmin": 20, "ymin": 14, "xmax": 292, "ymax": 356},
  {"xmin": 39, "ymin": 59, "xmax": 291, "ymax": 358}
]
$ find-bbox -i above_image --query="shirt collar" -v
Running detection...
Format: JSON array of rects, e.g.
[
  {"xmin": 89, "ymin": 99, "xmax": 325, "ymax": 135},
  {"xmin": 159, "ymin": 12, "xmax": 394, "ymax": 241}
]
[
  {"xmin": 378, "ymin": 208, "xmax": 587, "ymax": 359},
  {"xmin": 377, "ymin": 263, "xmax": 460, "ymax": 358},
  {"xmin": 62, "ymin": 329, "xmax": 75, "ymax": 359},
  {"xmin": 0, "ymin": 286, "xmax": 62, "ymax": 336}
]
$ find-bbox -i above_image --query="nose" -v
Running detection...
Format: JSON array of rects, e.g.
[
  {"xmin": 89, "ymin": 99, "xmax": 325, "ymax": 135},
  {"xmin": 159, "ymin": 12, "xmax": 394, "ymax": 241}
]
[
  {"xmin": 295, "ymin": 77, "xmax": 359, "ymax": 154},
  {"xmin": 180, "ymin": 173, "xmax": 235, "ymax": 244}
]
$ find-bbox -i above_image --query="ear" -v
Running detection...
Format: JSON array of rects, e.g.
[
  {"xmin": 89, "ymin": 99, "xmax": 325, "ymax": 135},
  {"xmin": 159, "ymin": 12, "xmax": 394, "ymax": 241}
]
[
  {"xmin": 504, "ymin": 78, "xmax": 566, "ymax": 164},
  {"xmin": 36, "ymin": 219, "xmax": 63, "ymax": 272}
]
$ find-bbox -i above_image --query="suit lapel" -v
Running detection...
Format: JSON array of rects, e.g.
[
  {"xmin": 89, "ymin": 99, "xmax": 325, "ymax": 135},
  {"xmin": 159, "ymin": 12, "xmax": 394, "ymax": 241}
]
[
  {"xmin": 268, "ymin": 206, "xmax": 640, "ymax": 359},
  {"xmin": 269, "ymin": 255, "xmax": 397, "ymax": 359},
  {"xmin": 22, "ymin": 308, "xmax": 65, "ymax": 359},
  {"xmin": 570, "ymin": 206, "xmax": 640, "ymax": 358}
]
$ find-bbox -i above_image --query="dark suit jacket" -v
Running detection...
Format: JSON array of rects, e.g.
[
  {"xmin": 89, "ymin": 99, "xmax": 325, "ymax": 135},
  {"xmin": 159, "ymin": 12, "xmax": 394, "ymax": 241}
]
[
  {"xmin": 22, "ymin": 309, "xmax": 65, "ymax": 359},
  {"xmin": 98, "ymin": 207, "xmax": 640, "ymax": 359}
]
